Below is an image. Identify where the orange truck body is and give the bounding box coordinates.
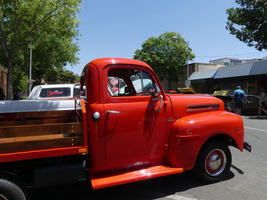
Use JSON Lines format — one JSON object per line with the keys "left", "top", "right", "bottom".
{"left": 0, "top": 58, "right": 250, "bottom": 199}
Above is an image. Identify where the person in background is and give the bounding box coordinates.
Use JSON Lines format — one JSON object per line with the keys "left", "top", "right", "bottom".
{"left": 258, "top": 91, "right": 267, "bottom": 117}
{"left": 233, "top": 85, "right": 246, "bottom": 115}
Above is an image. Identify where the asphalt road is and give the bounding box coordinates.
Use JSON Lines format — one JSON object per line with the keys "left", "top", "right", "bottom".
{"left": 31, "top": 116, "right": 267, "bottom": 200}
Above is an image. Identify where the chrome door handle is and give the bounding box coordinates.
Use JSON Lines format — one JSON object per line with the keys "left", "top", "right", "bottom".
{"left": 107, "top": 110, "right": 121, "bottom": 114}
{"left": 152, "top": 97, "right": 160, "bottom": 101}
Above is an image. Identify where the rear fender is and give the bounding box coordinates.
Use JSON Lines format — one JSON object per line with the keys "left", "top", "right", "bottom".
{"left": 168, "top": 111, "right": 244, "bottom": 170}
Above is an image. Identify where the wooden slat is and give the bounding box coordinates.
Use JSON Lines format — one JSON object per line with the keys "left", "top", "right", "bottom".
{"left": 0, "top": 136, "right": 82, "bottom": 154}
{"left": 0, "top": 122, "right": 82, "bottom": 138}
{"left": 0, "top": 134, "right": 64, "bottom": 144}
{"left": 0, "top": 110, "right": 80, "bottom": 126}
{"left": 14, "top": 110, "right": 76, "bottom": 120}
{"left": 1, "top": 118, "right": 74, "bottom": 126}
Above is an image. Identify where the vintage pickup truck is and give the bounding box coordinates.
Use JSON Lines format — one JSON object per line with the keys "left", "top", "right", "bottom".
{"left": 0, "top": 58, "right": 251, "bottom": 200}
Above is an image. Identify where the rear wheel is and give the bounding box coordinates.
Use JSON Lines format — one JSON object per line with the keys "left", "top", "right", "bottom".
{"left": 0, "top": 179, "right": 26, "bottom": 200}
{"left": 194, "top": 142, "right": 232, "bottom": 182}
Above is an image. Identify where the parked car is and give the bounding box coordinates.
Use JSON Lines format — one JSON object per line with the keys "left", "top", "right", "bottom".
{"left": 258, "top": 91, "right": 267, "bottom": 116}
{"left": 177, "top": 87, "right": 196, "bottom": 94}
{"left": 243, "top": 95, "right": 260, "bottom": 114}
{"left": 214, "top": 93, "right": 260, "bottom": 115}
{"left": 27, "top": 83, "right": 84, "bottom": 100}
{"left": 212, "top": 91, "right": 232, "bottom": 111}
{"left": 213, "top": 90, "right": 230, "bottom": 96}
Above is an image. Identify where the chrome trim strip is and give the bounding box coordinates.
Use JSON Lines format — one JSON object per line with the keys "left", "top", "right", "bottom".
{"left": 187, "top": 104, "right": 219, "bottom": 112}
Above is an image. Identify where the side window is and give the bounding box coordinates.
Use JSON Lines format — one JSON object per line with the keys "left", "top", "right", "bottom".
{"left": 129, "top": 71, "right": 158, "bottom": 95}
{"left": 73, "top": 87, "right": 80, "bottom": 97}
{"left": 73, "top": 84, "right": 87, "bottom": 98}
{"left": 80, "top": 87, "right": 87, "bottom": 98}
{"left": 108, "top": 68, "right": 160, "bottom": 97}
{"left": 80, "top": 70, "right": 87, "bottom": 98}
{"left": 140, "top": 71, "right": 159, "bottom": 95}
{"left": 248, "top": 96, "right": 258, "bottom": 103}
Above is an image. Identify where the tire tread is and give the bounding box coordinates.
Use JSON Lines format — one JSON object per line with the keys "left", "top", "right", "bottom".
{"left": 0, "top": 179, "right": 26, "bottom": 200}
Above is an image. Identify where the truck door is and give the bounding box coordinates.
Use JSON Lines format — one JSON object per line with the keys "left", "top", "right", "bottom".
{"left": 102, "top": 66, "right": 170, "bottom": 171}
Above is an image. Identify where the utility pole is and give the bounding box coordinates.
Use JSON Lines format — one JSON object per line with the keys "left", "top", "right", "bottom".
{"left": 28, "top": 42, "right": 33, "bottom": 95}
{"left": 186, "top": 41, "right": 189, "bottom": 80}
{"left": 185, "top": 41, "right": 191, "bottom": 88}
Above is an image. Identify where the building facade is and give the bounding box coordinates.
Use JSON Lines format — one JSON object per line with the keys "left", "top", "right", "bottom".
{"left": 158, "top": 58, "right": 266, "bottom": 95}
{"left": 160, "top": 62, "right": 221, "bottom": 91}
{"left": 189, "top": 59, "right": 267, "bottom": 95}
{"left": 209, "top": 58, "right": 242, "bottom": 67}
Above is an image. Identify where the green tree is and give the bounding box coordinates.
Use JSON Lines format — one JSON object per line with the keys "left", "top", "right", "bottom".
{"left": 18, "top": 73, "right": 28, "bottom": 98}
{"left": 134, "top": 32, "right": 195, "bottom": 90}
{"left": 43, "top": 67, "right": 79, "bottom": 84}
{"left": 0, "top": 0, "right": 81, "bottom": 99}
{"left": 226, "top": 0, "right": 267, "bottom": 51}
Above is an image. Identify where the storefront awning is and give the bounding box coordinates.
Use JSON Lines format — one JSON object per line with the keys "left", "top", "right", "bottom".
{"left": 214, "top": 62, "right": 254, "bottom": 79}
{"left": 189, "top": 69, "right": 217, "bottom": 81}
{"left": 250, "top": 60, "right": 267, "bottom": 75}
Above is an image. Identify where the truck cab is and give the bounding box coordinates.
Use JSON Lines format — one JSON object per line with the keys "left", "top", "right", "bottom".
{"left": 80, "top": 58, "right": 250, "bottom": 189}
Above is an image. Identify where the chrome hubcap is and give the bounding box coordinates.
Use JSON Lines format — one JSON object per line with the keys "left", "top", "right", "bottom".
{"left": 209, "top": 154, "right": 221, "bottom": 170}
{"left": 205, "top": 149, "right": 226, "bottom": 176}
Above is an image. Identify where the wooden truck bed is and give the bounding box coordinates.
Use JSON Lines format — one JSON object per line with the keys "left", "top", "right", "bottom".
{"left": 0, "top": 100, "right": 88, "bottom": 163}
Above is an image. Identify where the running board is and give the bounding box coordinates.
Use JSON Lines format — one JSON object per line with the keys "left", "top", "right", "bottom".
{"left": 91, "top": 165, "right": 183, "bottom": 189}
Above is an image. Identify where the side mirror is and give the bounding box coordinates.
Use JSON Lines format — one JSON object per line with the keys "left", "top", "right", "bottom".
{"left": 154, "top": 94, "right": 163, "bottom": 112}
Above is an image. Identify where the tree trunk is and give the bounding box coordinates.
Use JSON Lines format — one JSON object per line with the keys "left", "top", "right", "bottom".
{"left": 7, "top": 60, "right": 14, "bottom": 100}
{"left": 168, "top": 72, "right": 172, "bottom": 91}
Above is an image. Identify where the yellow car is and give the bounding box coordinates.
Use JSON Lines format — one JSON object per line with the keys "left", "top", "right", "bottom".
{"left": 213, "top": 90, "right": 230, "bottom": 96}
{"left": 177, "top": 88, "right": 196, "bottom": 94}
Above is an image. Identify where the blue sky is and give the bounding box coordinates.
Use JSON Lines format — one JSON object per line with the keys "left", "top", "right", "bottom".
{"left": 67, "top": 0, "right": 267, "bottom": 75}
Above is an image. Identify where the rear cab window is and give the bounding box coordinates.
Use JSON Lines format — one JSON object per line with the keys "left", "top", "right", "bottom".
{"left": 39, "top": 88, "right": 71, "bottom": 98}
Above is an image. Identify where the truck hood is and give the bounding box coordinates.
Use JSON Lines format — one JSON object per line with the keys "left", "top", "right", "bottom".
{"left": 167, "top": 94, "right": 224, "bottom": 119}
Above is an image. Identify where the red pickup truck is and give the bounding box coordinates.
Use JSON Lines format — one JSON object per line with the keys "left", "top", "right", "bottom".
{"left": 0, "top": 58, "right": 251, "bottom": 200}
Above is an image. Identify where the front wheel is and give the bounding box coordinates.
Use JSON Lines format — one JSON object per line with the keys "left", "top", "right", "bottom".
{"left": 0, "top": 179, "right": 26, "bottom": 200}
{"left": 194, "top": 142, "right": 232, "bottom": 183}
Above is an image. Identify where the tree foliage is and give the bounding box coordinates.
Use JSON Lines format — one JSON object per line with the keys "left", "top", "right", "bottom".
{"left": 18, "top": 73, "right": 28, "bottom": 97}
{"left": 134, "top": 32, "right": 195, "bottom": 89}
{"left": 43, "top": 67, "right": 79, "bottom": 84}
{"left": 226, "top": 0, "right": 267, "bottom": 51}
{"left": 0, "top": 0, "right": 81, "bottom": 99}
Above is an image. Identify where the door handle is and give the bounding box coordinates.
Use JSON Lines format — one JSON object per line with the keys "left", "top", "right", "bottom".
{"left": 152, "top": 97, "right": 160, "bottom": 101}
{"left": 107, "top": 110, "right": 121, "bottom": 114}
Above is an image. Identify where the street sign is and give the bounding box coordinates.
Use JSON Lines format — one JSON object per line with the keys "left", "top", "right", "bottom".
{"left": 27, "top": 79, "right": 35, "bottom": 83}
{"left": 185, "top": 80, "right": 191, "bottom": 86}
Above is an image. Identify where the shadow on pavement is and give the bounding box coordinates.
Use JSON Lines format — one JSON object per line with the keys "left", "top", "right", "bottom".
{"left": 231, "top": 165, "right": 244, "bottom": 174}
{"left": 246, "top": 116, "right": 267, "bottom": 120}
{"left": 31, "top": 171, "right": 235, "bottom": 200}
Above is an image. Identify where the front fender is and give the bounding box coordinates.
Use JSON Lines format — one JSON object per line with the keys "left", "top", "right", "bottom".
{"left": 168, "top": 111, "right": 244, "bottom": 170}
